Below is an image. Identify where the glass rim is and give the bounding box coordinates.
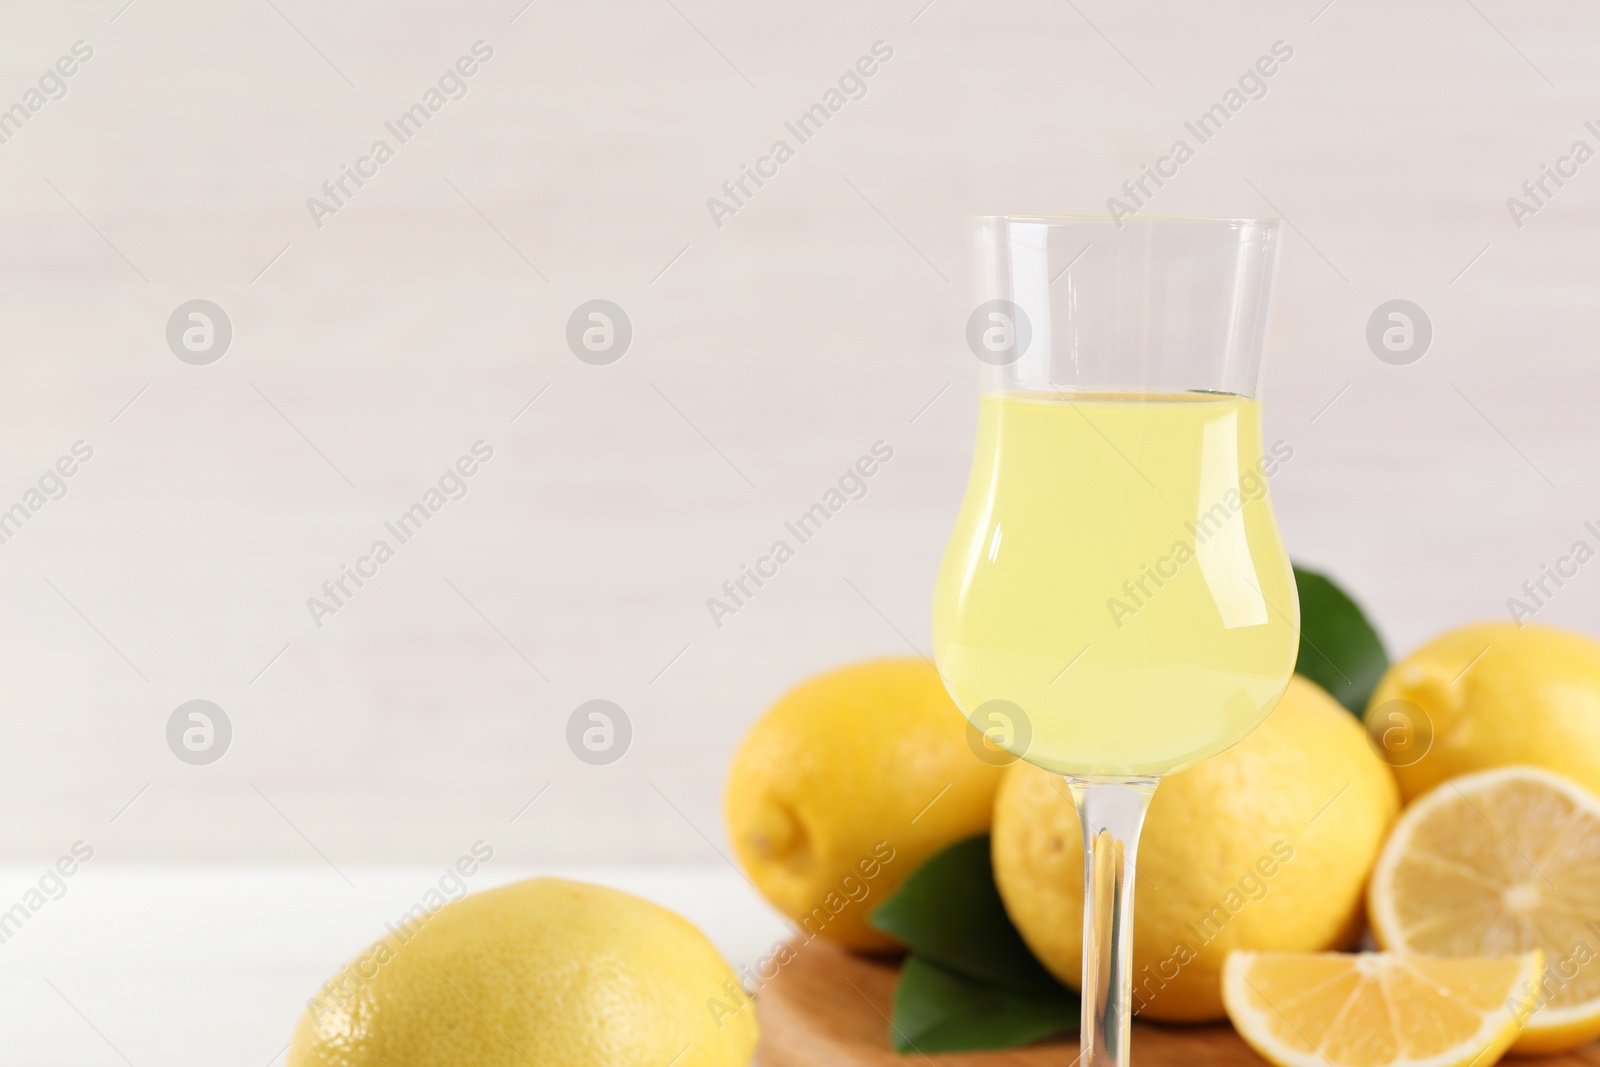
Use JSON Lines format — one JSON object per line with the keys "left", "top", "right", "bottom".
{"left": 970, "top": 214, "right": 1281, "bottom": 224}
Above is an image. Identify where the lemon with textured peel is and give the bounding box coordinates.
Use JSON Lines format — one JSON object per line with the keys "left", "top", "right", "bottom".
{"left": 1368, "top": 766, "right": 1600, "bottom": 1055}
{"left": 288, "top": 878, "right": 757, "bottom": 1067}
{"left": 1224, "top": 950, "right": 1542, "bottom": 1067}
{"left": 725, "top": 658, "right": 1003, "bottom": 950}
{"left": 1365, "top": 621, "right": 1600, "bottom": 802}
{"left": 992, "top": 675, "right": 1398, "bottom": 1020}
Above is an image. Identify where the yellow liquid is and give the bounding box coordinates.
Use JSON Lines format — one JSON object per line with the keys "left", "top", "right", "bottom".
{"left": 932, "top": 392, "right": 1298, "bottom": 777}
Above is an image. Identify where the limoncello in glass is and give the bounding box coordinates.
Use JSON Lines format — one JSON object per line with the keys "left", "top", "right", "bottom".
{"left": 936, "top": 217, "right": 1296, "bottom": 1067}
{"left": 932, "top": 390, "right": 1298, "bottom": 777}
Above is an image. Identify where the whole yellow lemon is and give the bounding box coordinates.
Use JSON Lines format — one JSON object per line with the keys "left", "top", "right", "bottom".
{"left": 288, "top": 878, "right": 757, "bottom": 1067}
{"left": 725, "top": 658, "right": 1004, "bottom": 951}
{"left": 1365, "top": 621, "right": 1600, "bottom": 802}
{"left": 992, "top": 675, "right": 1399, "bottom": 1021}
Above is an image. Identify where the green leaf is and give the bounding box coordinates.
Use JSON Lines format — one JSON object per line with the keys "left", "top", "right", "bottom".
{"left": 869, "top": 834, "right": 1062, "bottom": 996}
{"left": 872, "top": 835, "right": 1077, "bottom": 1053}
{"left": 1293, "top": 564, "right": 1388, "bottom": 715}
{"left": 890, "top": 954, "right": 1077, "bottom": 1054}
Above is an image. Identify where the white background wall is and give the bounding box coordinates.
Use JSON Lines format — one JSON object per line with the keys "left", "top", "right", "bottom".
{"left": 1, "top": 0, "right": 1597, "bottom": 867}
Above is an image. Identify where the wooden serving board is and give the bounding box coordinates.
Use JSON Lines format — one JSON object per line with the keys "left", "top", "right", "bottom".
{"left": 755, "top": 937, "right": 1600, "bottom": 1066}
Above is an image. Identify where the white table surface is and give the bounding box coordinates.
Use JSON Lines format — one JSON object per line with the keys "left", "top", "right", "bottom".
{"left": 0, "top": 864, "right": 791, "bottom": 1065}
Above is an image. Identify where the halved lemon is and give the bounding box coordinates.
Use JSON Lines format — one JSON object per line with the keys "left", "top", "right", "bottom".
{"left": 1223, "top": 951, "right": 1542, "bottom": 1067}
{"left": 1368, "top": 766, "right": 1600, "bottom": 1054}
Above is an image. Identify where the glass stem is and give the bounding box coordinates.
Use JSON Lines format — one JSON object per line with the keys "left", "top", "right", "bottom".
{"left": 1065, "top": 776, "right": 1158, "bottom": 1067}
